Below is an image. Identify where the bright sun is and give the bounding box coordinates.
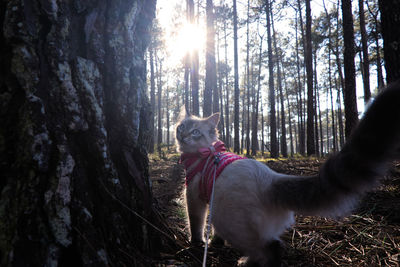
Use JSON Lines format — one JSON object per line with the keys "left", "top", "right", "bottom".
{"left": 172, "top": 23, "right": 205, "bottom": 59}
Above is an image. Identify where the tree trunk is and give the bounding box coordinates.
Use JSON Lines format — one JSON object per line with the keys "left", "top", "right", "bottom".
{"left": 266, "top": 0, "right": 278, "bottom": 158}
{"left": 297, "top": 0, "right": 307, "bottom": 155}
{"left": 375, "top": 33, "right": 385, "bottom": 91}
{"left": 184, "top": 1, "right": 192, "bottom": 112}
{"left": 336, "top": 85, "right": 345, "bottom": 148}
{"left": 245, "top": 0, "right": 251, "bottom": 156}
{"left": 335, "top": 0, "right": 345, "bottom": 104}
{"left": 224, "top": 19, "right": 230, "bottom": 148}
{"left": 316, "top": 81, "right": 324, "bottom": 155}
{"left": 252, "top": 26, "right": 264, "bottom": 156}
{"left": 322, "top": 0, "right": 332, "bottom": 154}
{"left": 330, "top": 83, "right": 337, "bottom": 152}
{"left": 157, "top": 57, "right": 163, "bottom": 156}
{"left": 241, "top": 91, "right": 245, "bottom": 154}
{"left": 184, "top": 56, "right": 190, "bottom": 109}
{"left": 281, "top": 62, "right": 294, "bottom": 157}
{"left": 272, "top": 13, "right": 287, "bottom": 158}
{"left": 305, "top": 0, "right": 315, "bottom": 156}
{"left": 379, "top": 0, "right": 400, "bottom": 83}
{"left": 313, "top": 50, "right": 320, "bottom": 157}
{"left": 359, "top": 0, "right": 371, "bottom": 103}
{"left": 341, "top": 0, "right": 359, "bottom": 137}
{"left": 166, "top": 87, "right": 170, "bottom": 150}
{"left": 205, "top": 0, "right": 217, "bottom": 117}
{"left": 366, "top": 1, "right": 385, "bottom": 91}
{"left": 149, "top": 47, "right": 156, "bottom": 153}
{"left": 191, "top": 51, "right": 200, "bottom": 115}
{"left": 294, "top": 7, "right": 306, "bottom": 155}
{"left": 261, "top": 97, "right": 265, "bottom": 156}
{"left": 217, "top": 31, "right": 225, "bottom": 140}
{"left": 326, "top": 91, "right": 330, "bottom": 152}
{"left": 187, "top": 0, "right": 199, "bottom": 116}
{"left": 0, "top": 1, "right": 167, "bottom": 266}
{"left": 233, "top": 0, "right": 240, "bottom": 153}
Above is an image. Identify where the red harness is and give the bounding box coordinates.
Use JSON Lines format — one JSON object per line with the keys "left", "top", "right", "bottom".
{"left": 180, "top": 141, "right": 245, "bottom": 203}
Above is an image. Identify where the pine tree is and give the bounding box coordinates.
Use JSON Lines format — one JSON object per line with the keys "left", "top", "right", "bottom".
{"left": 341, "top": 0, "right": 359, "bottom": 137}
{"left": 233, "top": 0, "right": 240, "bottom": 153}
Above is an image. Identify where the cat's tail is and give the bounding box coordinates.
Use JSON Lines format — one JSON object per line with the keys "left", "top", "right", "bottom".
{"left": 266, "top": 81, "right": 400, "bottom": 217}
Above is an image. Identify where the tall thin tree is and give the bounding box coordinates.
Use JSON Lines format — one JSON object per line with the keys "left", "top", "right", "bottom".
{"left": 342, "top": 0, "right": 359, "bottom": 137}
{"left": 294, "top": 4, "right": 306, "bottom": 155}
{"left": 359, "top": 0, "right": 371, "bottom": 103}
{"left": 366, "top": 1, "right": 385, "bottom": 90}
{"left": 224, "top": 13, "right": 231, "bottom": 148}
{"left": 157, "top": 55, "right": 163, "bottom": 156}
{"left": 266, "top": 0, "right": 278, "bottom": 158}
{"left": 189, "top": 0, "right": 200, "bottom": 115}
{"left": 205, "top": 0, "right": 217, "bottom": 116}
{"left": 305, "top": 0, "right": 315, "bottom": 156}
{"left": 149, "top": 47, "right": 156, "bottom": 153}
{"left": 271, "top": 10, "right": 287, "bottom": 158}
{"left": 233, "top": 0, "right": 240, "bottom": 153}
{"left": 245, "top": 0, "right": 251, "bottom": 155}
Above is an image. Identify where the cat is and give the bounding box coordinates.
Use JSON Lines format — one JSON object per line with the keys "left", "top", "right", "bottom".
{"left": 175, "top": 82, "right": 400, "bottom": 267}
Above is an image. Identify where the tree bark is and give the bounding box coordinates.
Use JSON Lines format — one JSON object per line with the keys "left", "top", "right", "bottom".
{"left": 233, "top": 0, "right": 240, "bottom": 153}
{"left": 205, "top": 0, "right": 217, "bottom": 117}
{"left": 266, "top": 0, "right": 278, "bottom": 158}
{"left": 379, "top": 0, "right": 400, "bottom": 83}
{"left": 271, "top": 13, "right": 287, "bottom": 158}
{"left": 191, "top": 51, "right": 200, "bottom": 115}
{"left": 245, "top": 0, "right": 251, "bottom": 156}
{"left": 252, "top": 25, "right": 264, "bottom": 156}
{"left": 366, "top": 3, "right": 384, "bottom": 91}
{"left": 323, "top": 0, "right": 334, "bottom": 153}
{"left": 184, "top": 55, "right": 190, "bottom": 109}
{"left": 305, "top": 0, "right": 315, "bottom": 156}
{"left": 294, "top": 6, "right": 306, "bottom": 155}
{"left": 336, "top": 84, "right": 345, "bottom": 148}
{"left": 341, "top": 0, "right": 359, "bottom": 137}
{"left": 149, "top": 47, "right": 156, "bottom": 153}
{"left": 166, "top": 86, "right": 170, "bottom": 150}
{"left": 157, "top": 56, "right": 163, "bottom": 156}
{"left": 313, "top": 49, "right": 320, "bottom": 156}
{"left": 0, "top": 1, "right": 167, "bottom": 266}
{"left": 186, "top": 0, "right": 199, "bottom": 116}
{"left": 224, "top": 19, "right": 230, "bottom": 148}
{"left": 216, "top": 30, "right": 225, "bottom": 140}
{"left": 359, "top": 0, "right": 371, "bottom": 103}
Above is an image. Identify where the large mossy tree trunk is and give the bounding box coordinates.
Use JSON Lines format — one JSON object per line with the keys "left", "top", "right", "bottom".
{"left": 0, "top": 0, "right": 164, "bottom": 266}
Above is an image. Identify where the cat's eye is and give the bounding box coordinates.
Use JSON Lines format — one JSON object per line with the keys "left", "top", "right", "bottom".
{"left": 191, "top": 129, "right": 201, "bottom": 136}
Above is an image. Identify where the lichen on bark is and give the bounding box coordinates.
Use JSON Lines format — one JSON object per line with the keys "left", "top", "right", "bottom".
{"left": 0, "top": 0, "right": 161, "bottom": 266}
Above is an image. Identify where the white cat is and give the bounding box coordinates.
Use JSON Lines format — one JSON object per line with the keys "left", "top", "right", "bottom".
{"left": 176, "top": 83, "right": 400, "bottom": 267}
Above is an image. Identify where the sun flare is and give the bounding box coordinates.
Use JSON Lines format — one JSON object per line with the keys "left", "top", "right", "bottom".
{"left": 172, "top": 23, "right": 205, "bottom": 59}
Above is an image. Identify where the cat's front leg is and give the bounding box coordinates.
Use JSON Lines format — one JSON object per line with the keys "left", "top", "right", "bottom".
{"left": 185, "top": 174, "right": 208, "bottom": 245}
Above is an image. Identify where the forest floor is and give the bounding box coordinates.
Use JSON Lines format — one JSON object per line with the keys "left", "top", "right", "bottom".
{"left": 149, "top": 151, "right": 400, "bottom": 267}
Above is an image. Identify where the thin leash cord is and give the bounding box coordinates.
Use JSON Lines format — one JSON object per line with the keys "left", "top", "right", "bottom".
{"left": 202, "top": 161, "right": 218, "bottom": 267}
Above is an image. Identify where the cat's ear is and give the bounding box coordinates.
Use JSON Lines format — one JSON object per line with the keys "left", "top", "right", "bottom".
{"left": 178, "top": 106, "right": 190, "bottom": 121}
{"left": 206, "top": 112, "right": 220, "bottom": 127}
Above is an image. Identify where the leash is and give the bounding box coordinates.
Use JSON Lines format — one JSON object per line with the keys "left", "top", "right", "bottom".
{"left": 202, "top": 152, "right": 221, "bottom": 267}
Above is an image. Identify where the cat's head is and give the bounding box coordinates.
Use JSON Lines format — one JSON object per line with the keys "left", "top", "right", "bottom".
{"left": 175, "top": 107, "right": 220, "bottom": 153}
